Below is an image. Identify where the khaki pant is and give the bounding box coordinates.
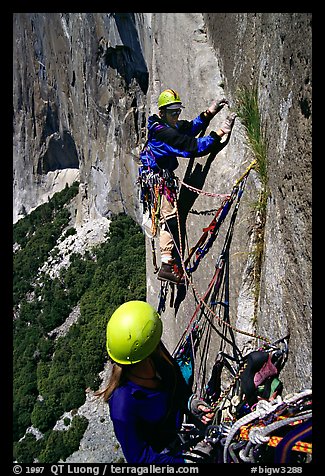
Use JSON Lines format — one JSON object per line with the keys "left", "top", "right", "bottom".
{"left": 159, "top": 194, "right": 177, "bottom": 262}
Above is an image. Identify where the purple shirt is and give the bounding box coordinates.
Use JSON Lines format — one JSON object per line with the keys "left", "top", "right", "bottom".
{"left": 108, "top": 380, "right": 187, "bottom": 463}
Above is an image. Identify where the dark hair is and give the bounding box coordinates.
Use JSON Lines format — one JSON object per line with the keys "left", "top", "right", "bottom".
{"left": 94, "top": 363, "right": 126, "bottom": 401}
{"left": 95, "top": 342, "right": 176, "bottom": 402}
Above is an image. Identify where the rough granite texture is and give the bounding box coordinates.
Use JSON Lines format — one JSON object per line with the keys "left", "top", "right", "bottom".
{"left": 13, "top": 13, "right": 312, "bottom": 463}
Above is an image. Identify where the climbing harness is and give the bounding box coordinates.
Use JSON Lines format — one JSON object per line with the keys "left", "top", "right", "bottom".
{"left": 137, "top": 167, "right": 178, "bottom": 239}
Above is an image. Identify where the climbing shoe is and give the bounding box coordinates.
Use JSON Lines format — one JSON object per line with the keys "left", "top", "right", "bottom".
{"left": 157, "top": 262, "right": 184, "bottom": 285}
{"left": 220, "top": 112, "right": 237, "bottom": 134}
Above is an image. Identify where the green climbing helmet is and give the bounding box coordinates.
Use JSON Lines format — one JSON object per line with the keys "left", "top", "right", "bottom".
{"left": 158, "top": 88, "right": 183, "bottom": 109}
{"left": 106, "top": 300, "right": 163, "bottom": 365}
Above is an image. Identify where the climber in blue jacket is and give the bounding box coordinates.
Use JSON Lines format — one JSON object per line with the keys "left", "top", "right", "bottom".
{"left": 96, "top": 300, "right": 216, "bottom": 464}
{"left": 140, "top": 88, "right": 237, "bottom": 284}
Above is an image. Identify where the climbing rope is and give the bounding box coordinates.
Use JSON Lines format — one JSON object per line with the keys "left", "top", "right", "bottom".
{"left": 151, "top": 184, "right": 161, "bottom": 237}
{"left": 170, "top": 159, "right": 307, "bottom": 464}
{"left": 222, "top": 389, "right": 312, "bottom": 463}
{"left": 174, "top": 167, "right": 271, "bottom": 346}
{"left": 178, "top": 178, "right": 230, "bottom": 199}
{"left": 180, "top": 159, "right": 257, "bottom": 276}
{"left": 171, "top": 160, "right": 280, "bottom": 444}
{"left": 234, "top": 159, "right": 257, "bottom": 187}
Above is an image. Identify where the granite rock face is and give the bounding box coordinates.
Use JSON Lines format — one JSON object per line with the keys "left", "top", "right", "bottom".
{"left": 13, "top": 13, "right": 150, "bottom": 225}
{"left": 203, "top": 13, "right": 312, "bottom": 391}
{"left": 13, "top": 12, "right": 312, "bottom": 462}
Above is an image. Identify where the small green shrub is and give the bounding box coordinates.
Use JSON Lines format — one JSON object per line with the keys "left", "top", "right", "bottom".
{"left": 235, "top": 85, "right": 269, "bottom": 321}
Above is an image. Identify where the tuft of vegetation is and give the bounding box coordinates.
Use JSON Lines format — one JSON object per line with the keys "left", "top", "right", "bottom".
{"left": 13, "top": 183, "right": 146, "bottom": 462}
{"left": 235, "top": 85, "right": 269, "bottom": 321}
{"left": 235, "top": 85, "right": 268, "bottom": 190}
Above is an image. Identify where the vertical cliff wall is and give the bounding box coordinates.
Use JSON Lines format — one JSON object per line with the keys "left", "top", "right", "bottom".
{"left": 13, "top": 13, "right": 150, "bottom": 225}
{"left": 203, "top": 13, "right": 312, "bottom": 391}
{"left": 145, "top": 13, "right": 312, "bottom": 394}
{"left": 13, "top": 12, "right": 312, "bottom": 461}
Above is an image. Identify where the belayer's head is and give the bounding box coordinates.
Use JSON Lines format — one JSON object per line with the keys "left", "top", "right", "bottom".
{"left": 158, "top": 88, "right": 184, "bottom": 127}
{"left": 106, "top": 300, "right": 163, "bottom": 365}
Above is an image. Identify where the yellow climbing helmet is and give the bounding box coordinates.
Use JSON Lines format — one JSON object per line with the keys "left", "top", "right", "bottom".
{"left": 106, "top": 300, "right": 163, "bottom": 365}
{"left": 158, "top": 89, "right": 183, "bottom": 109}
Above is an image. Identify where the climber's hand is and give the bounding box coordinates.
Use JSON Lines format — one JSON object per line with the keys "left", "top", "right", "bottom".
{"left": 184, "top": 439, "right": 214, "bottom": 463}
{"left": 188, "top": 394, "right": 214, "bottom": 424}
{"left": 207, "top": 98, "right": 229, "bottom": 117}
{"left": 219, "top": 112, "right": 237, "bottom": 134}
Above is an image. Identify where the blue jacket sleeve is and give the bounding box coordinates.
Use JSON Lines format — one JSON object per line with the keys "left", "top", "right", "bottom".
{"left": 153, "top": 122, "right": 222, "bottom": 158}
{"left": 177, "top": 113, "right": 209, "bottom": 137}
